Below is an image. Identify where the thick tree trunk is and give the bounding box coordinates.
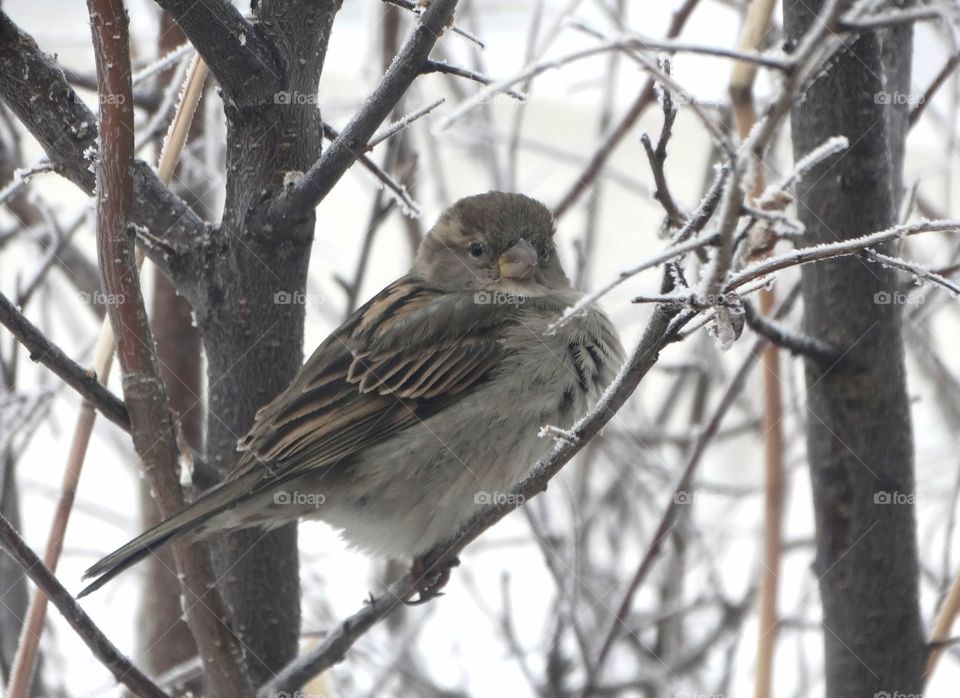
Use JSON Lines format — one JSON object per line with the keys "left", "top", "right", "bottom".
{"left": 784, "top": 1, "right": 924, "bottom": 693}
{"left": 190, "top": 3, "right": 338, "bottom": 685}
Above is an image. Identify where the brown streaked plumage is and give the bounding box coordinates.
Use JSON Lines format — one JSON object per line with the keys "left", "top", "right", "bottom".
{"left": 80, "top": 192, "right": 623, "bottom": 597}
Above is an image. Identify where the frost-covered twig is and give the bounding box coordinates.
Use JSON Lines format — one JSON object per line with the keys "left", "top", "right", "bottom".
{"left": 767, "top": 135, "right": 848, "bottom": 197}
{"left": 642, "top": 62, "right": 685, "bottom": 228}
{"left": 837, "top": 4, "right": 951, "bottom": 31}
{"left": 547, "top": 233, "right": 719, "bottom": 334}
{"left": 0, "top": 159, "right": 55, "bottom": 207}
{"left": 567, "top": 19, "right": 790, "bottom": 71}
{"left": 131, "top": 41, "right": 193, "bottom": 85}
{"left": 864, "top": 249, "right": 960, "bottom": 297}
{"left": 724, "top": 221, "right": 960, "bottom": 293}
{"left": 321, "top": 121, "right": 421, "bottom": 217}
{"left": 367, "top": 97, "right": 447, "bottom": 150}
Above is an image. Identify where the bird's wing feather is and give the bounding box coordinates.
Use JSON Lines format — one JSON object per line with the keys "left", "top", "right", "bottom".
{"left": 233, "top": 277, "right": 504, "bottom": 482}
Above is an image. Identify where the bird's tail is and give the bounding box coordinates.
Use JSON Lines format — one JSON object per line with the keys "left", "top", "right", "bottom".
{"left": 78, "top": 478, "right": 251, "bottom": 597}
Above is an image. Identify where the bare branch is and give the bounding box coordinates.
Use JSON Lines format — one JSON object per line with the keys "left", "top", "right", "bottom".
{"left": 0, "top": 11, "right": 203, "bottom": 278}
{"left": 421, "top": 60, "right": 525, "bottom": 100}
{"left": 152, "top": 0, "right": 282, "bottom": 103}
{"left": 0, "top": 293, "right": 130, "bottom": 430}
{"left": 273, "top": 0, "right": 459, "bottom": 223}
{"left": 0, "top": 514, "right": 167, "bottom": 698}
{"left": 321, "top": 121, "right": 421, "bottom": 216}
{"left": 85, "top": 4, "right": 251, "bottom": 694}
{"left": 381, "top": 0, "right": 484, "bottom": 48}
{"left": 724, "top": 221, "right": 960, "bottom": 293}
{"left": 368, "top": 97, "right": 447, "bottom": 150}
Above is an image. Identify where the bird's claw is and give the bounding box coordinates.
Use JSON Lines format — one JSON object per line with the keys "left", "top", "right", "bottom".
{"left": 403, "top": 555, "right": 459, "bottom": 606}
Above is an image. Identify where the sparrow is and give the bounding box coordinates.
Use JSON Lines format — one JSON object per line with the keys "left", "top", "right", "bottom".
{"left": 80, "top": 191, "right": 624, "bottom": 598}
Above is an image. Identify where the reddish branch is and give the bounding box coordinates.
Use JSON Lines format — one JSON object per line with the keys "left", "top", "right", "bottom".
{"left": 86, "top": 0, "right": 250, "bottom": 694}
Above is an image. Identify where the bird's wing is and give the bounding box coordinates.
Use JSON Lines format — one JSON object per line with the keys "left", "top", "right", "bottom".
{"left": 233, "top": 277, "right": 504, "bottom": 483}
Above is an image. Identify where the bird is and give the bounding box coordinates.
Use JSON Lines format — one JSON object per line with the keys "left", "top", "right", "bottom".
{"left": 79, "top": 191, "right": 624, "bottom": 599}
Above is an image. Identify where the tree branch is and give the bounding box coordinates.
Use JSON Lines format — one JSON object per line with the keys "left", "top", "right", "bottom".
{"left": 0, "top": 10, "right": 202, "bottom": 279}
{"left": 271, "top": 0, "right": 458, "bottom": 223}
{"left": 152, "top": 0, "right": 282, "bottom": 104}
{"left": 86, "top": 2, "right": 251, "bottom": 694}
{"left": 0, "top": 292, "right": 130, "bottom": 431}
{"left": 0, "top": 514, "right": 167, "bottom": 698}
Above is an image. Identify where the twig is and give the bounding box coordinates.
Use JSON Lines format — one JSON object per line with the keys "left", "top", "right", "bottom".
{"left": 742, "top": 299, "right": 838, "bottom": 363}
{"left": 0, "top": 160, "right": 56, "bottom": 207}
{"left": 724, "top": 220, "right": 960, "bottom": 293}
{"left": 864, "top": 249, "right": 960, "bottom": 297}
{"left": 276, "top": 0, "right": 458, "bottom": 222}
{"left": 320, "top": 121, "right": 421, "bottom": 216}
{"left": 367, "top": 97, "right": 447, "bottom": 149}
{"left": 641, "top": 64, "right": 685, "bottom": 228}
{"left": 260, "top": 303, "right": 685, "bottom": 697}
{"left": 836, "top": 5, "right": 950, "bottom": 31}
{"left": 0, "top": 292, "right": 129, "bottom": 430}
{"left": 547, "top": 233, "right": 720, "bottom": 334}
{"left": 551, "top": 0, "right": 701, "bottom": 218}
{"left": 381, "top": 0, "right": 484, "bottom": 48}
{"left": 910, "top": 51, "right": 960, "bottom": 126}
{"left": 581, "top": 285, "right": 801, "bottom": 696}
{"left": 617, "top": 29, "right": 790, "bottom": 71}
{"left": 421, "top": 60, "right": 525, "bottom": 100}
{"left": 0, "top": 514, "right": 167, "bottom": 698}
{"left": 131, "top": 41, "right": 193, "bottom": 85}
{"left": 85, "top": 19, "right": 250, "bottom": 694}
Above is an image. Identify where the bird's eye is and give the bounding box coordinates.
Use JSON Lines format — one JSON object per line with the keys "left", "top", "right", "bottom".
{"left": 468, "top": 241, "right": 485, "bottom": 258}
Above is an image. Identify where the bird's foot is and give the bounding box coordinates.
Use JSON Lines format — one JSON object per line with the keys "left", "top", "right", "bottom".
{"left": 403, "top": 555, "right": 460, "bottom": 605}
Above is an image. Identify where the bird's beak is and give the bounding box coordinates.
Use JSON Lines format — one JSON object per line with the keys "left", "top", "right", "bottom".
{"left": 498, "top": 238, "right": 538, "bottom": 280}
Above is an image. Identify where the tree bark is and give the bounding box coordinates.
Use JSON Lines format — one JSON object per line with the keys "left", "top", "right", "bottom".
{"left": 784, "top": 0, "right": 924, "bottom": 693}
{"left": 192, "top": 2, "right": 338, "bottom": 684}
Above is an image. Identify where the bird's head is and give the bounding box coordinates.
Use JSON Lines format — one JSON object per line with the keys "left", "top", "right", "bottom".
{"left": 414, "top": 191, "right": 570, "bottom": 297}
